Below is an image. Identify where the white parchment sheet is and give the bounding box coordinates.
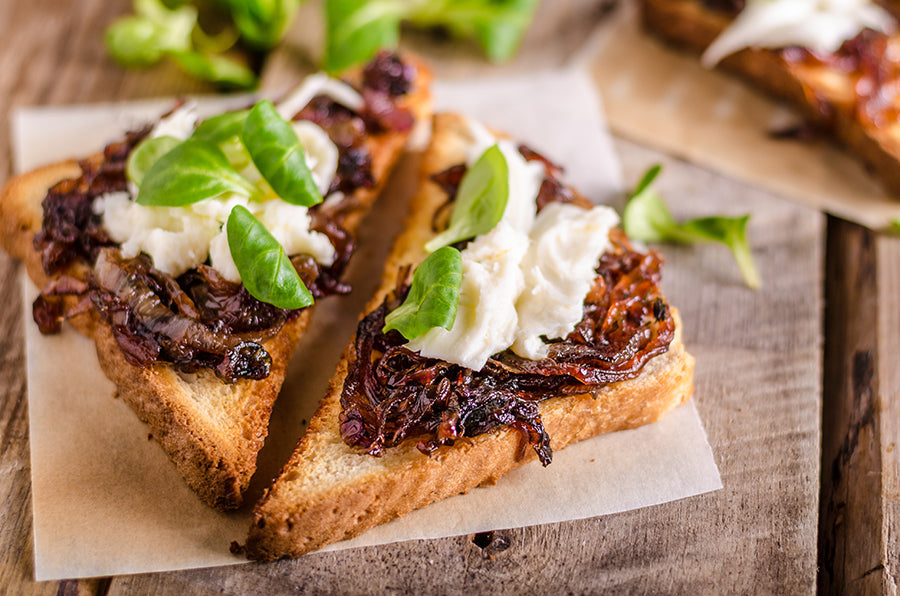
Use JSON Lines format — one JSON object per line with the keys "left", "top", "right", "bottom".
{"left": 15, "top": 68, "right": 721, "bottom": 581}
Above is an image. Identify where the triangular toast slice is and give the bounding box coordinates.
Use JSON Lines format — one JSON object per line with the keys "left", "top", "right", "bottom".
{"left": 640, "top": 0, "right": 900, "bottom": 197}
{"left": 0, "top": 54, "right": 432, "bottom": 510}
{"left": 244, "top": 113, "right": 695, "bottom": 560}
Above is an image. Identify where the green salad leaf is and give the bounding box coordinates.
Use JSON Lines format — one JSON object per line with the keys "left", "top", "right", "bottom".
{"left": 623, "top": 164, "right": 761, "bottom": 289}
{"left": 213, "top": 0, "right": 303, "bottom": 49}
{"left": 410, "top": 0, "right": 541, "bottom": 62}
{"left": 324, "top": 0, "right": 404, "bottom": 73}
{"left": 241, "top": 99, "right": 322, "bottom": 207}
{"left": 126, "top": 135, "right": 181, "bottom": 186}
{"left": 424, "top": 144, "right": 509, "bottom": 252}
{"left": 105, "top": 0, "right": 196, "bottom": 67}
{"left": 136, "top": 139, "right": 260, "bottom": 206}
{"left": 192, "top": 109, "right": 250, "bottom": 145}
{"left": 323, "top": 0, "right": 540, "bottom": 73}
{"left": 226, "top": 205, "right": 313, "bottom": 309}
{"left": 383, "top": 246, "right": 463, "bottom": 340}
{"left": 168, "top": 50, "right": 257, "bottom": 89}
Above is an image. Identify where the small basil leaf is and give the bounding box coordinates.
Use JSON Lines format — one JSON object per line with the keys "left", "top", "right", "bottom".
{"left": 324, "top": 0, "right": 404, "bottom": 73}
{"left": 623, "top": 164, "right": 760, "bottom": 289}
{"left": 192, "top": 110, "right": 250, "bottom": 145}
{"left": 681, "top": 215, "right": 760, "bottom": 289}
{"left": 168, "top": 50, "right": 258, "bottom": 90}
{"left": 622, "top": 175, "right": 683, "bottom": 245}
{"left": 226, "top": 205, "right": 313, "bottom": 309}
{"left": 241, "top": 99, "right": 322, "bottom": 206}
{"left": 136, "top": 139, "right": 259, "bottom": 206}
{"left": 383, "top": 246, "right": 463, "bottom": 340}
{"left": 126, "top": 135, "right": 181, "bottom": 186}
{"left": 424, "top": 144, "right": 509, "bottom": 252}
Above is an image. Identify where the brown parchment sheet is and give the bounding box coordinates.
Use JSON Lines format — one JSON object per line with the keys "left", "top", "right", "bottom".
{"left": 589, "top": 2, "right": 900, "bottom": 230}
{"left": 16, "top": 68, "right": 721, "bottom": 581}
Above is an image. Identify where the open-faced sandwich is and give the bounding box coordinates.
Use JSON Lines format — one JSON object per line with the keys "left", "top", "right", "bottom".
{"left": 640, "top": 0, "right": 900, "bottom": 196}
{"left": 0, "top": 51, "right": 431, "bottom": 510}
{"left": 244, "top": 112, "right": 695, "bottom": 560}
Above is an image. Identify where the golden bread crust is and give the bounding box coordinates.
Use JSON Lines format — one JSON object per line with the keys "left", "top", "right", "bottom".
{"left": 0, "top": 58, "right": 432, "bottom": 510}
{"left": 244, "top": 113, "right": 695, "bottom": 560}
{"left": 640, "top": 0, "right": 900, "bottom": 197}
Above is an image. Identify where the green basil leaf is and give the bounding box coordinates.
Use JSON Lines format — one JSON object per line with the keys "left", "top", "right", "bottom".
{"left": 383, "top": 246, "right": 463, "bottom": 340}
{"left": 168, "top": 50, "right": 258, "bottom": 89}
{"left": 226, "top": 205, "right": 313, "bottom": 309}
{"left": 623, "top": 165, "right": 761, "bottom": 289}
{"left": 424, "top": 144, "right": 509, "bottom": 252}
{"left": 136, "top": 139, "right": 259, "bottom": 206}
{"left": 126, "top": 135, "right": 181, "bottom": 187}
{"left": 192, "top": 109, "right": 250, "bottom": 145}
{"left": 324, "top": 0, "right": 404, "bottom": 73}
{"left": 241, "top": 99, "right": 322, "bottom": 206}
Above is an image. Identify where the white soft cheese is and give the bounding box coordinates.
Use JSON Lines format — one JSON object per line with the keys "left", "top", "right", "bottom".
{"left": 149, "top": 101, "right": 198, "bottom": 140}
{"left": 406, "top": 222, "right": 528, "bottom": 371}
{"left": 702, "top": 0, "right": 894, "bottom": 67}
{"left": 405, "top": 120, "right": 615, "bottom": 370}
{"left": 96, "top": 77, "right": 344, "bottom": 281}
{"left": 96, "top": 193, "right": 335, "bottom": 281}
{"left": 276, "top": 73, "right": 365, "bottom": 120}
{"left": 512, "top": 202, "right": 619, "bottom": 360}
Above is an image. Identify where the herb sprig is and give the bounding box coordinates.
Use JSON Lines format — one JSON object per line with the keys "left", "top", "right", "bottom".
{"left": 623, "top": 165, "right": 761, "bottom": 289}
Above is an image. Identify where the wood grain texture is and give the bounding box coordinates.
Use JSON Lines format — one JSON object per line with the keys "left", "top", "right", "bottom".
{"left": 821, "top": 220, "right": 900, "bottom": 594}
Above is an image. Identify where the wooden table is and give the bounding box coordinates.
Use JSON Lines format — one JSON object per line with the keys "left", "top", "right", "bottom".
{"left": 0, "top": 0, "right": 896, "bottom": 593}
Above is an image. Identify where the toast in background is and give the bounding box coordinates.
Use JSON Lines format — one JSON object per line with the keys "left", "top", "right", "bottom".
{"left": 640, "top": 0, "right": 900, "bottom": 197}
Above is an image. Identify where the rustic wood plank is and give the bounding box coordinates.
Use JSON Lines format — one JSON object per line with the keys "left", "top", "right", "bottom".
{"left": 878, "top": 234, "right": 900, "bottom": 593}
{"left": 822, "top": 220, "right": 900, "bottom": 594}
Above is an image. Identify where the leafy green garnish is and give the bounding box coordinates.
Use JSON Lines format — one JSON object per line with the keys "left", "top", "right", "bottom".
{"left": 323, "top": 0, "right": 541, "bottom": 73}
{"left": 105, "top": 0, "right": 196, "bottom": 67}
{"left": 168, "top": 50, "right": 257, "bottom": 89}
{"left": 241, "top": 99, "right": 322, "bottom": 207}
{"left": 324, "top": 0, "right": 404, "bottom": 74}
{"left": 226, "top": 205, "right": 313, "bottom": 309}
{"left": 136, "top": 139, "right": 260, "bottom": 207}
{"left": 213, "top": 0, "right": 303, "bottom": 49}
{"left": 126, "top": 135, "right": 180, "bottom": 187}
{"left": 192, "top": 110, "right": 250, "bottom": 145}
{"left": 409, "top": 0, "right": 541, "bottom": 62}
{"left": 383, "top": 246, "right": 463, "bottom": 340}
{"left": 104, "top": 0, "right": 264, "bottom": 89}
{"left": 623, "top": 165, "right": 761, "bottom": 289}
{"left": 424, "top": 144, "right": 509, "bottom": 252}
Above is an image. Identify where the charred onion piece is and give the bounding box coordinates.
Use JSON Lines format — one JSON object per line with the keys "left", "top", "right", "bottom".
{"left": 91, "top": 249, "right": 273, "bottom": 382}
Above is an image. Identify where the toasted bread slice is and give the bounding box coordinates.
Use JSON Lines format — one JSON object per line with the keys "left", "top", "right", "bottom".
{"left": 640, "top": 0, "right": 900, "bottom": 197}
{"left": 244, "top": 113, "right": 695, "bottom": 560}
{"left": 0, "top": 58, "right": 432, "bottom": 510}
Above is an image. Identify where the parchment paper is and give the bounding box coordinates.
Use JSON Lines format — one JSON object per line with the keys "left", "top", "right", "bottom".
{"left": 589, "top": 2, "right": 900, "bottom": 231}
{"left": 16, "top": 68, "right": 721, "bottom": 581}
